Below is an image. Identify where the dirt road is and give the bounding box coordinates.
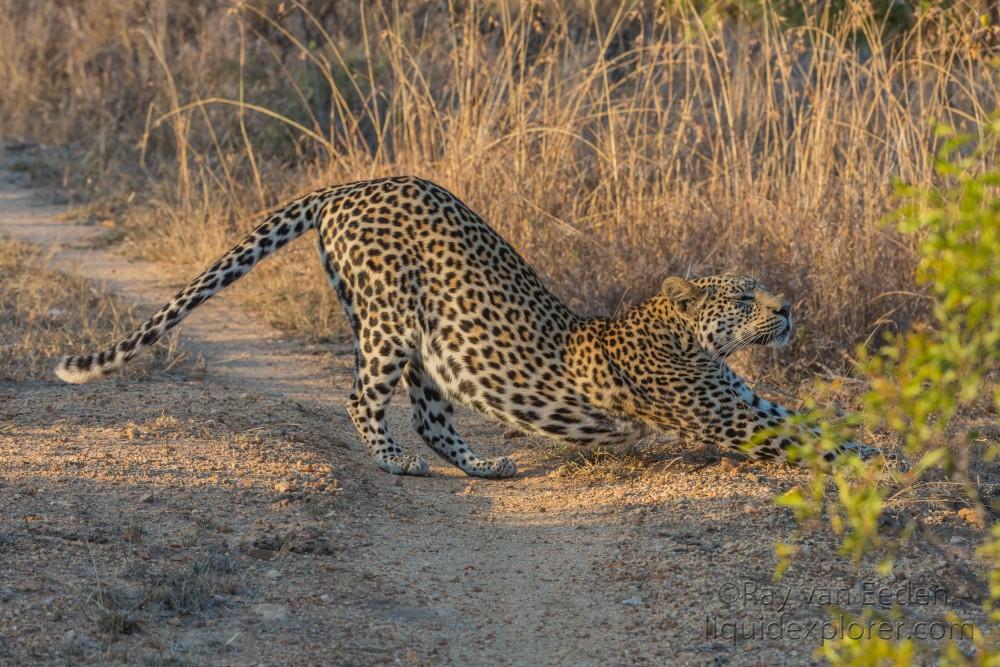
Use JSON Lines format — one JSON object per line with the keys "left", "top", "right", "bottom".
{"left": 0, "top": 168, "right": 985, "bottom": 666}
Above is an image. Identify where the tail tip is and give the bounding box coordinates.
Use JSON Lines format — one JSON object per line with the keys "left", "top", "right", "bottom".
{"left": 55, "top": 356, "right": 98, "bottom": 384}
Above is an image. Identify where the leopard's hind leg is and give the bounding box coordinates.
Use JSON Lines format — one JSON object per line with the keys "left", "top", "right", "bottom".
{"left": 319, "top": 243, "right": 428, "bottom": 476}
{"left": 405, "top": 357, "right": 517, "bottom": 479}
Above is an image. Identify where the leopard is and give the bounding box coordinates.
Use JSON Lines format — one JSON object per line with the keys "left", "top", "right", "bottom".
{"left": 55, "top": 176, "right": 882, "bottom": 478}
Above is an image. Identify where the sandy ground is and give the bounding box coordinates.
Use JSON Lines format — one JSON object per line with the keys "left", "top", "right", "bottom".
{"left": 0, "top": 166, "right": 990, "bottom": 666}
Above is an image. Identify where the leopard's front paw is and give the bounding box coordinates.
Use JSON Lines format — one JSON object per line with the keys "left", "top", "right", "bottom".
{"left": 849, "top": 441, "right": 881, "bottom": 460}
{"left": 827, "top": 441, "right": 908, "bottom": 471}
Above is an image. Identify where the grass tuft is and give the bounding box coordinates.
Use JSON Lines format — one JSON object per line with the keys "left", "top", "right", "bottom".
{"left": 143, "top": 553, "right": 240, "bottom": 617}
{"left": 86, "top": 587, "right": 142, "bottom": 636}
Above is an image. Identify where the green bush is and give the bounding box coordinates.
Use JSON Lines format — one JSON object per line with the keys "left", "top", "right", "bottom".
{"left": 776, "top": 119, "right": 1000, "bottom": 664}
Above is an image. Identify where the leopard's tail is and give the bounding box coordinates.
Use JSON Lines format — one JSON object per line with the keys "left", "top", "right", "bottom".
{"left": 55, "top": 192, "right": 325, "bottom": 384}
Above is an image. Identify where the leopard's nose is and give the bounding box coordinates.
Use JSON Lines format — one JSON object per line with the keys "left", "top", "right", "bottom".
{"left": 774, "top": 304, "right": 790, "bottom": 319}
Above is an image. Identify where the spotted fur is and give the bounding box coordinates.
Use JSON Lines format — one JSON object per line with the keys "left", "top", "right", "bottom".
{"left": 56, "top": 177, "right": 879, "bottom": 477}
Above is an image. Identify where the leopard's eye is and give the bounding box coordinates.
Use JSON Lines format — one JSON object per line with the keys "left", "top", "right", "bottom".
{"left": 736, "top": 294, "right": 755, "bottom": 302}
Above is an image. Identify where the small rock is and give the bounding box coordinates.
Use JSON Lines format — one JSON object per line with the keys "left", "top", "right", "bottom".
{"left": 949, "top": 535, "right": 964, "bottom": 544}
{"left": 320, "top": 594, "right": 331, "bottom": 602}
{"left": 63, "top": 629, "right": 75, "bottom": 641}
{"left": 274, "top": 481, "right": 297, "bottom": 493}
{"left": 167, "top": 617, "right": 181, "bottom": 626}
{"left": 265, "top": 568, "right": 281, "bottom": 579}
{"left": 140, "top": 492, "right": 155, "bottom": 503}
{"left": 718, "top": 458, "right": 737, "bottom": 474}
{"left": 957, "top": 508, "right": 984, "bottom": 529}
{"left": 622, "top": 596, "right": 642, "bottom": 606}
{"left": 252, "top": 603, "right": 289, "bottom": 620}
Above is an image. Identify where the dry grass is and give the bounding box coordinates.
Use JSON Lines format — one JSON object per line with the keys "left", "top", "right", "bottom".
{"left": 82, "top": 540, "right": 241, "bottom": 640}
{"left": 1, "top": 1, "right": 998, "bottom": 370}
{"left": 0, "top": 236, "right": 181, "bottom": 381}
{"left": 527, "top": 436, "right": 708, "bottom": 482}
{"left": 142, "top": 553, "right": 240, "bottom": 617}
{"left": 551, "top": 445, "right": 656, "bottom": 481}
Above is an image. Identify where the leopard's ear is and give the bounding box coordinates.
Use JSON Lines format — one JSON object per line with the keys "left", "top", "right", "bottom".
{"left": 660, "top": 276, "right": 702, "bottom": 304}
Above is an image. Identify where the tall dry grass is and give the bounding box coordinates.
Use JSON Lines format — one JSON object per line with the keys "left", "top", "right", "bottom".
{"left": 1, "top": 1, "right": 997, "bottom": 373}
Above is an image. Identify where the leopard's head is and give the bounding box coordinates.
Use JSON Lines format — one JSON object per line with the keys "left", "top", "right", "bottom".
{"left": 660, "top": 274, "right": 792, "bottom": 358}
